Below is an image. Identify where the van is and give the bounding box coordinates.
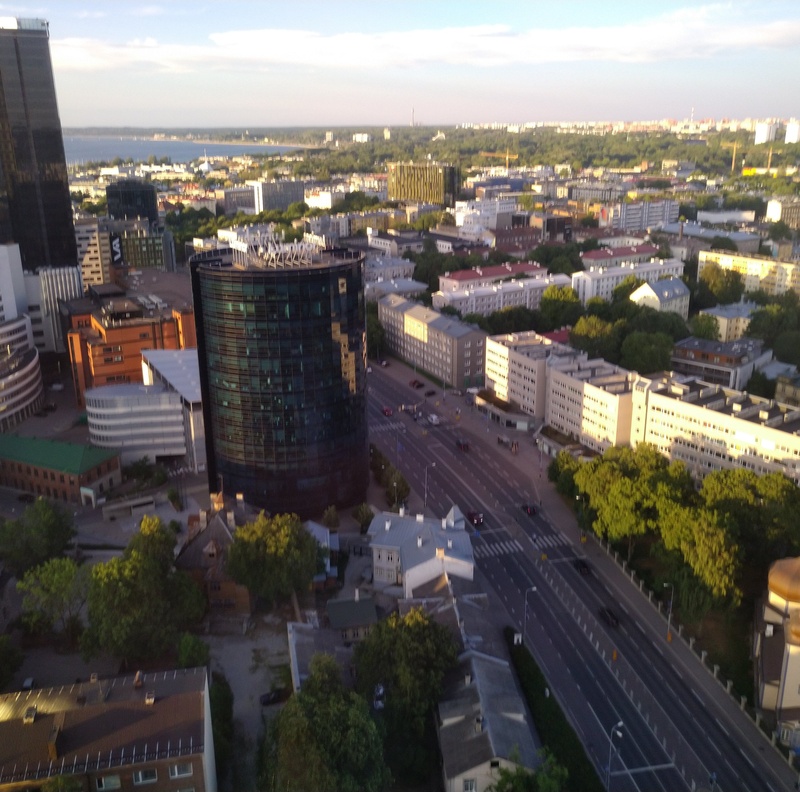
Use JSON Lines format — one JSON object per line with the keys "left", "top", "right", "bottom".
{"left": 427, "top": 414, "right": 440, "bottom": 426}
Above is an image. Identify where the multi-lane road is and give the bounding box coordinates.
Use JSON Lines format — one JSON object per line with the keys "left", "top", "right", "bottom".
{"left": 368, "top": 366, "right": 796, "bottom": 792}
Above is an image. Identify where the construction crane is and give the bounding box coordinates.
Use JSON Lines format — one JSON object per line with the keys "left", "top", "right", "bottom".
{"left": 721, "top": 141, "right": 739, "bottom": 175}
{"left": 479, "top": 148, "right": 519, "bottom": 169}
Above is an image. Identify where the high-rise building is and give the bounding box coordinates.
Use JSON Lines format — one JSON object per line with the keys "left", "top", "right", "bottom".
{"left": 0, "top": 18, "right": 76, "bottom": 271}
{"left": 387, "top": 162, "right": 460, "bottom": 207}
{"left": 191, "top": 233, "right": 368, "bottom": 517}
{"left": 106, "top": 179, "right": 160, "bottom": 227}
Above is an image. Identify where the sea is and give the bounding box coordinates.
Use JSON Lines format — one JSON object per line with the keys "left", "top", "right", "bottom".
{"left": 63, "top": 135, "right": 297, "bottom": 166}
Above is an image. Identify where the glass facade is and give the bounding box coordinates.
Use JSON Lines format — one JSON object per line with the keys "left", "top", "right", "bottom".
{"left": 106, "top": 180, "right": 160, "bottom": 227}
{"left": 192, "top": 251, "right": 369, "bottom": 517}
{"left": 0, "top": 20, "right": 76, "bottom": 271}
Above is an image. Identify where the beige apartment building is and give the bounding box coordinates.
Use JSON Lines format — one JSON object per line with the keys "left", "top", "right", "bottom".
{"left": 631, "top": 375, "right": 800, "bottom": 483}
{"left": 545, "top": 358, "right": 635, "bottom": 453}
{"left": 571, "top": 258, "right": 684, "bottom": 304}
{"left": 698, "top": 250, "right": 800, "bottom": 297}
{"left": 699, "top": 301, "right": 758, "bottom": 342}
{"left": 485, "top": 331, "right": 581, "bottom": 421}
{"left": 378, "top": 295, "right": 487, "bottom": 388}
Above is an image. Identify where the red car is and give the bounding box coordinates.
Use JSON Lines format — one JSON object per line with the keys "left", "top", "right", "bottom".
{"left": 382, "top": 406, "right": 393, "bottom": 417}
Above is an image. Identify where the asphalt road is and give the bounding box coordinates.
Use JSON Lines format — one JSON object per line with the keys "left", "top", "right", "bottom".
{"left": 368, "top": 365, "right": 794, "bottom": 792}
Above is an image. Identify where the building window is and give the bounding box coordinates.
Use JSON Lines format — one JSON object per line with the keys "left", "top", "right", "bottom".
{"left": 464, "top": 781, "right": 477, "bottom": 792}
{"left": 96, "top": 776, "right": 121, "bottom": 790}
{"left": 132, "top": 769, "right": 158, "bottom": 785}
{"left": 169, "top": 763, "right": 193, "bottom": 779}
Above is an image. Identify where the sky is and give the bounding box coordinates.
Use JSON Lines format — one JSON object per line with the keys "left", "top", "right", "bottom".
{"left": 5, "top": 0, "right": 800, "bottom": 128}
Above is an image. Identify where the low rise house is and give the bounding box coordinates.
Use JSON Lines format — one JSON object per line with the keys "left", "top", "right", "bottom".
{"left": 326, "top": 590, "right": 378, "bottom": 644}
{"left": 629, "top": 276, "right": 690, "bottom": 319}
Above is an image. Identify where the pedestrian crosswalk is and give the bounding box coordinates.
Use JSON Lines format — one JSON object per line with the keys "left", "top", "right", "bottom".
{"left": 472, "top": 534, "right": 565, "bottom": 558}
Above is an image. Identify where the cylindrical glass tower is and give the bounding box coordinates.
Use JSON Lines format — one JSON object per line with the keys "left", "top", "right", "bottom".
{"left": 191, "top": 245, "right": 368, "bottom": 517}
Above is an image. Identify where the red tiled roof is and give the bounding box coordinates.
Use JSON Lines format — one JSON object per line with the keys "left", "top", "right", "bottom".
{"left": 581, "top": 244, "right": 659, "bottom": 261}
{"left": 541, "top": 328, "right": 571, "bottom": 343}
{"left": 444, "top": 262, "right": 544, "bottom": 282}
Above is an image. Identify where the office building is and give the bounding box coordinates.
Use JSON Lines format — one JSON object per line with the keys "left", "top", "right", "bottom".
{"left": 191, "top": 235, "right": 368, "bottom": 517}
{"left": 106, "top": 179, "right": 159, "bottom": 227}
{"left": 597, "top": 199, "right": 679, "bottom": 232}
{"left": 387, "top": 162, "right": 460, "bottom": 207}
{"left": 766, "top": 199, "right": 800, "bottom": 231}
{"left": 0, "top": 667, "right": 216, "bottom": 792}
{"left": 698, "top": 250, "right": 800, "bottom": 297}
{"left": 485, "top": 331, "right": 581, "bottom": 422}
{"left": 571, "top": 258, "right": 684, "bottom": 304}
{"left": 378, "top": 295, "right": 487, "bottom": 388}
{"left": 24, "top": 265, "right": 83, "bottom": 353}
{"left": 0, "top": 18, "right": 76, "bottom": 272}
{"left": 671, "top": 337, "right": 771, "bottom": 390}
{"left": 247, "top": 179, "right": 305, "bottom": 213}
{"left": 65, "top": 292, "right": 195, "bottom": 408}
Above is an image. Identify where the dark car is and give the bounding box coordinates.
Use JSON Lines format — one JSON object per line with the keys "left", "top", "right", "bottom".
{"left": 413, "top": 381, "right": 425, "bottom": 389}
{"left": 599, "top": 607, "right": 619, "bottom": 627}
{"left": 409, "top": 378, "right": 420, "bottom": 387}
{"left": 574, "top": 559, "right": 590, "bottom": 576}
{"left": 456, "top": 438, "right": 469, "bottom": 451}
{"left": 382, "top": 406, "right": 393, "bottom": 417}
{"left": 17, "top": 493, "right": 35, "bottom": 503}
{"left": 521, "top": 504, "right": 536, "bottom": 516}
{"left": 424, "top": 389, "right": 436, "bottom": 397}
{"left": 467, "top": 511, "right": 484, "bottom": 526}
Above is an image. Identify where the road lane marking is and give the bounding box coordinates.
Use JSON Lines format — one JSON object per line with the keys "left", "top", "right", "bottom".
{"left": 714, "top": 717, "right": 729, "bottom": 737}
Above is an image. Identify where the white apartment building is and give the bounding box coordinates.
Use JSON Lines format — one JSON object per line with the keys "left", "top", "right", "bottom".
{"left": 571, "top": 258, "right": 684, "bottom": 304}
{"left": 597, "top": 199, "right": 680, "bottom": 232}
{"left": 364, "top": 254, "right": 416, "bottom": 284}
{"left": 432, "top": 274, "right": 571, "bottom": 316}
{"left": 631, "top": 375, "right": 800, "bottom": 484}
{"left": 454, "top": 197, "right": 518, "bottom": 230}
{"left": 546, "top": 358, "right": 635, "bottom": 453}
{"left": 378, "top": 295, "right": 487, "bottom": 388}
{"left": 755, "top": 122, "right": 779, "bottom": 145}
{"left": 698, "top": 250, "right": 800, "bottom": 297}
{"left": 580, "top": 244, "right": 659, "bottom": 268}
{"left": 629, "top": 277, "right": 690, "bottom": 320}
{"left": 786, "top": 121, "right": 800, "bottom": 145}
{"left": 699, "top": 301, "right": 758, "bottom": 342}
{"left": 438, "top": 262, "right": 544, "bottom": 293}
{"left": 485, "top": 332, "right": 582, "bottom": 421}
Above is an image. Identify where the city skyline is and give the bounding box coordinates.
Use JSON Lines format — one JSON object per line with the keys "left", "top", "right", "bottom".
{"left": 21, "top": 0, "right": 800, "bottom": 128}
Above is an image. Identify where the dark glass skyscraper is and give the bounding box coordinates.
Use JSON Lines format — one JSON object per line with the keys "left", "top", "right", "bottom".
{"left": 191, "top": 243, "right": 369, "bottom": 518}
{"left": 106, "top": 179, "right": 160, "bottom": 227}
{"left": 0, "top": 19, "right": 76, "bottom": 271}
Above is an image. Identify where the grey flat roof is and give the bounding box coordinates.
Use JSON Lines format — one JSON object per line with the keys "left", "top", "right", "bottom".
{"left": 142, "top": 348, "right": 201, "bottom": 404}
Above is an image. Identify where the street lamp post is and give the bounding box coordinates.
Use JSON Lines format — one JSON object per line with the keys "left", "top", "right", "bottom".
{"left": 606, "top": 721, "right": 623, "bottom": 791}
{"left": 664, "top": 582, "right": 674, "bottom": 641}
{"left": 424, "top": 462, "right": 436, "bottom": 510}
{"left": 523, "top": 585, "right": 537, "bottom": 644}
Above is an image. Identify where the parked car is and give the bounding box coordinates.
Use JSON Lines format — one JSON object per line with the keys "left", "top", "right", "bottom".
{"left": 382, "top": 406, "right": 393, "bottom": 417}
{"left": 424, "top": 389, "right": 436, "bottom": 397}
{"left": 521, "top": 504, "right": 536, "bottom": 516}
{"left": 17, "top": 493, "right": 35, "bottom": 503}
{"left": 427, "top": 414, "right": 440, "bottom": 426}
{"left": 380, "top": 360, "right": 390, "bottom": 367}
{"left": 598, "top": 607, "right": 619, "bottom": 627}
{"left": 456, "top": 438, "right": 469, "bottom": 451}
{"left": 574, "top": 559, "right": 591, "bottom": 576}
{"left": 467, "top": 511, "right": 484, "bottom": 526}
{"left": 22, "top": 677, "right": 35, "bottom": 691}
{"left": 409, "top": 379, "right": 424, "bottom": 389}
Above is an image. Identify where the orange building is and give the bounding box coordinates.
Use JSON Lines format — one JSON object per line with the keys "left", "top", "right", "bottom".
{"left": 67, "top": 298, "right": 195, "bottom": 407}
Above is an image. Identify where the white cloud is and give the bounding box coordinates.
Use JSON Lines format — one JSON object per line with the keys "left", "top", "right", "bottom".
{"left": 50, "top": 5, "right": 800, "bottom": 74}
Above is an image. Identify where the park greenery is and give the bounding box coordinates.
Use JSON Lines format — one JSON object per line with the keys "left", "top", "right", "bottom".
{"left": 226, "top": 511, "right": 320, "bottom": 606}
{"left": 550, "top": 444, "right": 800, "bottom": 610}
{"left": 369, "top": 445, "right": 410, "bottom": 509}
{"left": 82, "top": 515, "right": 205, "bottom": 665}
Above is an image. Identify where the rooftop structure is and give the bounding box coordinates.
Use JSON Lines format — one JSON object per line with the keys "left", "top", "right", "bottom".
{"left": 438, "top": 262, "right": 545, "bottom": 292}
{"left": 580, "top": 243, "right": 659, "bottom": 267}
{"left": 671, "top": 336, "right": 772, "bottom": 390}
{"left": 0, "top": 667, "right": 216, "bottom": 792}
{"left": 629, "top": 276, "right": 690, "bottom": 319}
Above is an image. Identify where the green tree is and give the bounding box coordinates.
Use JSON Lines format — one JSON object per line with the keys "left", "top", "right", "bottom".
{"left": 18, "top": 557, "right": 89, "bottom": 640}
{"left": 611, "top": 275, "right": 644, "bottom": 303}
{"left": 767, "top": 220, "right": 792, "bottom": 241}
{"left": 354, "top": 607, "right": 457, "bottom": 778}
{"left": 263, "top": 653, "right": 390, "bottom": 792}
{"left": 689, "top": 313, "right": 720, "bottom": 341}
{"left": 41, "top": 777, "right": 82, "bottom": 792}
{"left": 176, "top": 632, "right": 210, "bottom": 668}
{"left": 83, "top": 515, "right": 205, "bottom": 665}
{"left": 773, "top": 331, "right": 800, "bottom": 365}
{"left": 745, "top": 370, "right": 776, "bottom": 399}
{"left": 353, "top": 503, "right": 375, "bottom": 533}
{"left": 569, "top": 316, "right": 621, "bottom": 362}
{"left": 210, "top": 672, "right": 234, "bottom": 783}
{"left": 709, "top": 235, "right": 738, "bottom": 252}
{"left": 699, "top": 261, "right": 744, "bottom": 304}
{"left": 619, "top": 331, "right": 673, "bottom": 374}
{"left": 538, "top": 285, "right": 583, "bottom": 332}
{"left": 487, "top": 749, "right": 568, "bottom": 792}
{"left": 227, "top": 512, "right": 318, "bottom": 606}
{"left": 366, "top": 302, "right": 385, "bottom": 359}
{"left": 321, "top": 506, "right": 339, "bottom": 528}
{"left": 0, "top": 499, "right": 75, "bottom": 577}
